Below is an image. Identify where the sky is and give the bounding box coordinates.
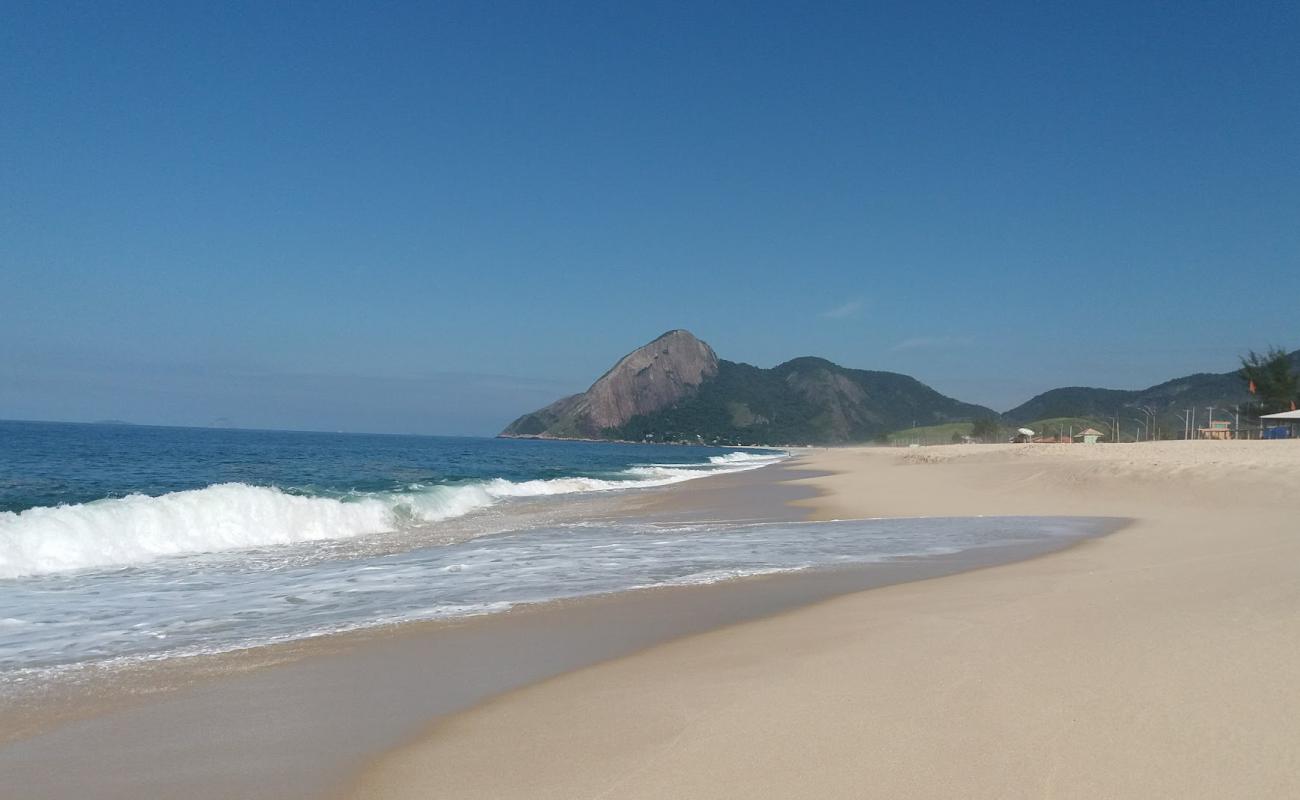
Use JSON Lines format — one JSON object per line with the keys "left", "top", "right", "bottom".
{"left": 2, "top": 1, "right": 1297, "bottom": 435}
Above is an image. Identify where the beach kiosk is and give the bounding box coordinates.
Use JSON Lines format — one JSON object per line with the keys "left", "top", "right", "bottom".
{"left": 1074, "top": 427, "right": 1104, "bottom": 445}
{"left": 1198, "top": 419, "right": 1234, "bottom": 440}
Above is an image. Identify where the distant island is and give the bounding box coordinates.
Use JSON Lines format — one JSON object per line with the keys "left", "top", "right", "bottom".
{"left": 501, "top": 330, "right": 1298, "bottom": 445}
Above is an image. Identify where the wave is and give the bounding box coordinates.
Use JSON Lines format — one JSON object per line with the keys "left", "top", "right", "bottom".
{"left": 0, "top": 452, "right": 785, "bottom": 579}
{"left": 707, "top": 451, "right": 784, "bottom": 465}
{"left": 637, "top": 451, "right": 785, "bottom": 471}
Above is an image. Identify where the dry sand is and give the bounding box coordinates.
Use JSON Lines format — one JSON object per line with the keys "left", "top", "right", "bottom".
{"left": 348, "top": 441, "right": 1300, "bottom": 799}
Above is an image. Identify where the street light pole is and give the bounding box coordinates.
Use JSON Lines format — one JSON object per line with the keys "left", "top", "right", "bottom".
{"left": 1139, "top": 406, "right": 1158, "bottom": 441}
{"left": 1130, "top": 418, "right": 1147, "bottom": 442}
{"left": 1090, "top": 417, "right": 1116, "bottom": 443}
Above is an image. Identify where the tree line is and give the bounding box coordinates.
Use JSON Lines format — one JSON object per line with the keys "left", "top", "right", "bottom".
{"left": 1239, "top": 348, "right": 1298, "bottom": 416}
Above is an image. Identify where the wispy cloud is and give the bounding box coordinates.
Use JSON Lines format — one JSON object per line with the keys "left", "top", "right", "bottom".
{"left": 819, "top": 299, "right": 864, "bottom": 319}
{"left": 891, "top": 335, "right": 974, "bottom": 352}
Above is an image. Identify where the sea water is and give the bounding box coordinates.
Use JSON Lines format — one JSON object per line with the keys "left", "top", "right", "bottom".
{"left": 0, "top": 421, "right": 781, "bottom": 578}
{"left": 0, "top": 421, "right": 1096, "bottom": 684}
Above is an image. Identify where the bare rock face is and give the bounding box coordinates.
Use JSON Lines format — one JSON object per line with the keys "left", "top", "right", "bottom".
{"left": 501, "top": 330, "right": 719, "bottom": 439}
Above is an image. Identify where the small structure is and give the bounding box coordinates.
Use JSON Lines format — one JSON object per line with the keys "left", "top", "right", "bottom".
{"left": 1075, "top": 427, "right": 1104, "bottom": 445}
{"left": 1260, "top": 409, "right": 1300, "bottom": 439}
{"left": 1198, "top": 419, "right": 1234, "bottom": 440}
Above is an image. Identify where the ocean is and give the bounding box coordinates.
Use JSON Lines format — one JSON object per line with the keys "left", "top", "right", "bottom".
{"left": 0, "top": 421, "right": 1096, "bottom": 684}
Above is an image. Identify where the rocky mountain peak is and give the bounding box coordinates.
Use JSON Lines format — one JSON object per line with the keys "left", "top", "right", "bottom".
{"left": 501, "top": 330, "right": 719, "bottom": 438}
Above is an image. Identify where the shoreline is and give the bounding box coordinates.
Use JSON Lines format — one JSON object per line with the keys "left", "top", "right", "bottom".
{"left": 0, "top": 460, "right": 805, "bottom": 744}
{"left": 0, "top": 455, "right": 1117, "bottom": 799}
{"left": 348, "top": 441, "right": 1300, "bottom": 799}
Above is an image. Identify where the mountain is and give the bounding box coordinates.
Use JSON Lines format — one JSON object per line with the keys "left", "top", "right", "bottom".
{"left": 1003, "top": 350, "right": 1300, "bottom": 437}
{"left": 501, "top": 330, "right": 720, "bottom": 439}
{"left": 501, "top": 330, "right": 995, "bottom": 445}
{"left": 501, "top": 331, "right": 1295, "bottom": 444}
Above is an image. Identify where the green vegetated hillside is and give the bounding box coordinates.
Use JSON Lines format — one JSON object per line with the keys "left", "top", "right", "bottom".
{"left": 885, "top": 422, "right": 975, "bottom": 445}
{"left": 1002, "top": 350, "right": 1300, "bottom": 439}
{"left": 502, "top": 329, "right": 1297, "bottom": 445}
{"left": 608, "top": 358, "right": 994, "bottom": 446}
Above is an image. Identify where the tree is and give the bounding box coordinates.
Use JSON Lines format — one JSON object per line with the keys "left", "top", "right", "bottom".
{"left": 971, "top": 417, "right": 1001, "bottom": 442}
{"left": 1240, "top": 348, "right": 1298, "bottom": 415}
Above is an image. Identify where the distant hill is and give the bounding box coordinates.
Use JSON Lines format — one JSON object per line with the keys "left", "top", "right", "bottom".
{"left": 501, "top": 330, "right": 995, "bottom": 445}
{"left": 501, "top": 330, "right": 720, "bottom": 439}
{"left": 502, "top": 331, "right": 1295, "bottom": 445}
{"left": 1003, "top": 350, "right": 1300, "bottom": 437}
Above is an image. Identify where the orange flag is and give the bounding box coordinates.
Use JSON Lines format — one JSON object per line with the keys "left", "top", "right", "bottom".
{"left": 1248, "top": 380, "right": 1257, "bottom": 394}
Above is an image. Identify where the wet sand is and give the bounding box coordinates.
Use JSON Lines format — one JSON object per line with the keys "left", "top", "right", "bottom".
{"left": 349, "top": 441, "right": 1300, "bottom": 799}
{"left": 0, "top": 458, "right": 1113, "bottom": 798}
{"left": 0, "top": 462, "right": 812, "bottom": 743}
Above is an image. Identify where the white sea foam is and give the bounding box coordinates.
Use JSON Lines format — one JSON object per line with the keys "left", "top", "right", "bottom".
{"left": 707, "top": 451, "right": 783, "bottom": 465}
{"left": 0, "top": 515, "right": 1107, "bottom": 677}
{"left": 0, "top": 452, "right": 785, "bottom": 579}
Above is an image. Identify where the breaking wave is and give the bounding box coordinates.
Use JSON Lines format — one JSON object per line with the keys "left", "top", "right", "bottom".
{"left": 0, "top": 452, "right": 785, "bottom": 579}
{"left": 707, "top": 451, "right": 782, "bottom": 465}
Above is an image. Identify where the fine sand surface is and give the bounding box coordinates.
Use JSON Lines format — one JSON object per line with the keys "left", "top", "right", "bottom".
{"left": 349, "top": 441, "right": 1300, "bottom": 799}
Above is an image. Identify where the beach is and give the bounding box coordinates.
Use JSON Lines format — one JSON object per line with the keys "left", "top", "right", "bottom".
{"left": 3, "top": 439, "right": 1296, "bottom": 798}
{"left": 9, "top": 4, "right": 1296, "bottom": 797}
{"left": 349, "top": 441, "right": 1300, "bottom": 799}
{"left": 0, "top": 445, "right": 1102, "bottom": 799}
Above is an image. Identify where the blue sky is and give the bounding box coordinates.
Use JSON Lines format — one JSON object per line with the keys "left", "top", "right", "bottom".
{"left": 3, "top": 2, "right": 1297, "bottom": 434}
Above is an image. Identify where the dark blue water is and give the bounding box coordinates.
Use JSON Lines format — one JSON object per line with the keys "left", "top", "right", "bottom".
{"left": 0, "top": 420, "right": 755, "bottom": 513}
{"left": 0, "top": 420, "right": 797, "bottom": 676}
{"left": 0, "top": 420, "right": 1109, "bottom": 680}
{"left": 0, "top": 421, "right": 784, "bottom": 582}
